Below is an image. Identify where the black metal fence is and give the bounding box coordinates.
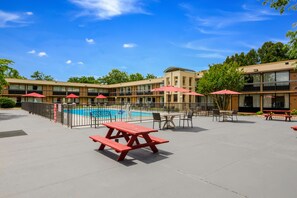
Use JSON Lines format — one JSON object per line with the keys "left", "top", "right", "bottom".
{"left": 22, "top": 102, "right": 215, "bottom": 128}
{"left": 21, "top": 102, "right": 65, "bottom": 124}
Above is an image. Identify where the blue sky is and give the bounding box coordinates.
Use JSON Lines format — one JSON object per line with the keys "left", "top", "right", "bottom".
{"left": 0, "top": 0, "right": 296, "bottom": 81}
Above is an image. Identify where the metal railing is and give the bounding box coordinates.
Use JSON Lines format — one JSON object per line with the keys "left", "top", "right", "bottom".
{"left": 22, "top": 102, "right": 215, "bottom": 128}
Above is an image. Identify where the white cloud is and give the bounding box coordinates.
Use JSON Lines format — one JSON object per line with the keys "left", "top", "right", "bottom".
{"left": 123, "top": 43, "right": 137, "bottom": 48}
{"left": 27, "top": 49, "right": 36, "bottom": 54}
{"left": 25, "top": 12, "right": 34, "bottom": 16}
{"left": 183, "top": 3, "right": 280, "bottom": 29}
{"left": 85, "top": 38, "right": 95, "bottom": 44}
{"left": 66, "top": 60, "right": 72, "bottom": 64}
{"left": 77, "top": 61, "right": 84, "bottom": 65}
{"left": 0, "top": 10, "right": 21, "bottom": 27}
{"left": 38, "top": 52, "right": 47, "bottom": 57}
{"left": 69, "top": 0, "right": 148, "bottom": 20}
{"left": 0, "top": 10, "right": 33, "bottom": 28}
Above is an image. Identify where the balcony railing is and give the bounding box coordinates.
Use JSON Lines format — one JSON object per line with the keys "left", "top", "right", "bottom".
{"left": 8, "top": 90, "right": 26, "bottom": 94}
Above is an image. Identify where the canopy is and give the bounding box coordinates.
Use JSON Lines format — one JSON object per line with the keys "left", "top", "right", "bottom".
{"left": 96, "top": 94, "right": 107, "bottom": 99}
{"left": 66, "top": 93, "right": 79, "bottom": 98}
{"left": 22, "top": 92, "right": 45, "bottom": 98}
{"left": 184, "top": 91, "right": 204, "bottom": 96}
{"left": 210, "top": 89, "right": 241, "bottom": 95}
{"left": 151, "top": 85, "right": 190, "bottom": 93}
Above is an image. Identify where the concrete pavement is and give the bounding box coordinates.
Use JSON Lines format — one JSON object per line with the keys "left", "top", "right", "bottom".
{"left": 1, "top": 109, "right": 297, "bottom": 198}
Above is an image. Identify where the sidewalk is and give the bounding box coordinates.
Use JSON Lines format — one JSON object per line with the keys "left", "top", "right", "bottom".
{"left": 1, "top": 109, "right": 297, "bottom": 198}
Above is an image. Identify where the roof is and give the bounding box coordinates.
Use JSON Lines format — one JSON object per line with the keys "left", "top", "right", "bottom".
{"left": 163, "top": 67, "right": 196, "bottom": 73}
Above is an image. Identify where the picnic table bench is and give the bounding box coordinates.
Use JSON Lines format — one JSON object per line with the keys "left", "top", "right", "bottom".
{"left": 89, "top": 121, "right": 169, "bottom": 161}
{"left": 263, "top": 110, "right": 292, "bottom": 121}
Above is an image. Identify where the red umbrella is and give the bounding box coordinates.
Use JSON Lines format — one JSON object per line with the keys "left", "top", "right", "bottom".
{"left": 22, "top": 92, "right": 45, "bottom": 98}
{"left": 66, "top": 93, "right": 79, "bottom": 98}
{"left": 210, "top": 89, "right": 241, "bottom": 95}
{"left": 96, "top": 94, "right": 107, "bottom": 99}
{"left": 184, "top": 91, "right": 204, "bottom": 96}
{"left": 151, "top": 85, "right": 190, "bottom": 93}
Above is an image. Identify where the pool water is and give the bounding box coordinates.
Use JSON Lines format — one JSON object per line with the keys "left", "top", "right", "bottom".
{"left": 66, "top": 108, "right": 152, "bottom": 118}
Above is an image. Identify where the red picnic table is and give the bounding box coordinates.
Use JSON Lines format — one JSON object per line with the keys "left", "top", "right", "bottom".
{"left": 89, "top": 121, "right": 169, "bottom": 161}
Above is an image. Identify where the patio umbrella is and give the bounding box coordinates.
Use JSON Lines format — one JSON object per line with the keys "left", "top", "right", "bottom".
{"left": 210, "top": 89, "right": 241, "bottom": 95}
{"left": 183, "top": 91, "right": 204, "bottom": 96}
{"left": 66, "top": 93, "right": 79, "bottom": 104}
{"left": 151, "top": 85, "right": 190, "bottom": 112}
{"left": 210, "top": 89, "right": 240, "bottom": 110}
{"left": 66, "top": 93, "right": 79, "bottom": 98}
{"left": 22, "top": 92, "right": 45, "bottom": 98}
{"left": 96, "top": 94, "right": 107, "bottom": 99}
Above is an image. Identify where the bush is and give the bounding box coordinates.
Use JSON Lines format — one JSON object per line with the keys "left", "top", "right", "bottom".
{"left": 0, "top": 97, "right": 16, "bottom": 108}
{"left": 291, "top": 109, "right": 297, "bottom": 115}
{"left": 256, "top": 111, "right": 263, "bottom": 115}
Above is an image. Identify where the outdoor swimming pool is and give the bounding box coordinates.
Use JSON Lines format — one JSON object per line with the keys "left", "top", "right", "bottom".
{"left": 66, "top": 108, "right": 152, "bottom": 118}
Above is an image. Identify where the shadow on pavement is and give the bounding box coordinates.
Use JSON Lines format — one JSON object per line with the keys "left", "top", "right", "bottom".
{"left": 0, "top": 112, "right": 27, "bottom": 121}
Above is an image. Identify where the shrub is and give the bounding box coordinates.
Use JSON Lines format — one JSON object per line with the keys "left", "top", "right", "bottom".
{"left": 291, "top": 109, "right": 297, "bottom": 115}
{"left": 256, "top": 111, "right": 263, "bottom": 115}
{"left": 0, "top": 97, "right": 16, "bottom": 108}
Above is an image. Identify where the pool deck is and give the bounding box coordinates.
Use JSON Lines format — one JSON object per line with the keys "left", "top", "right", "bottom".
{"left": 1, "top": 109, "right": 297, "bottom": 198}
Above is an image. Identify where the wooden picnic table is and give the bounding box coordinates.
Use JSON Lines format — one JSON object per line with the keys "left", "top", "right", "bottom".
{"left": 89, "top": 121, "right": 169, "bottom": 161}
{"left": 263, "top": 110, "right": 292, "bottom": 121}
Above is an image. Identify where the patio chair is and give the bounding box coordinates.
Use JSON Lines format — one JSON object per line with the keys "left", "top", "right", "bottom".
{"left": 231, "top": 110, "right": 238, "bottom": 121}
{"left": 179, "top": 111, "right": 194, "bottom": 128}
{"left": 212, "top": 109, "right": 221, "bottom": 121}
{"left": 152, "top": 113, "right": 166, "bottom": 129}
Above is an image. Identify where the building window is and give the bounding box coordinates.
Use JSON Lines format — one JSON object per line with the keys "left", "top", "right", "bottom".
{"left": 88, "top": 88, "right": 98, "bottom": 93}
{"left": 67, "top": 87, "right": 79, "bottom": 92}
{"left": 27, "top": 85, "right": 42, "bottom": 91}
{"left": 263, "top": 71, "right": 289, "bottom": 90}
{"left": 9, "top": 84, "right": 25, "bottom": 90}
{"left": 182, "top": 77, "right": 186, "bottom": 86}
{"left": 173, "top": 94, "right": 178, "bottom": 102}
{"left": 174, "top": 76, "right": 178, "bottom": 86}
{"left": 263, "top": 94, "right": 289, "bottom": 109}
{"left": 166, "top": 77, "right": 170, "bottom": 85}
{"left": 189, "top": 77, "right": 192, "bottom": 86}
{"left": 53, "top": 86, "right": 66, "bottom": 91}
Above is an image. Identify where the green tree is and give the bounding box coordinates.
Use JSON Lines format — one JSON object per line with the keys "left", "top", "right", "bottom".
{"left": 31, "top": 71, "right": 54, "bottom": 81}
{"left": 197, "top": 62, "right": 245, "bottom": 110}
{"left": 68, "top": 76, "right": 99, "bottom": 84}
{"left": 263, "top": 0, "right": 297, "bottom": 65}
{"left": 145, "top": 73, "right": 157, "bottom": 79}
{"left": 286, "top": 30, "right": 297, "bottom": 59}
{"left": 263, "top": 0, "right": 296, "bottom": 14}
{"left": 257, "top": 41, "right": 289, "bottom": 63}
{"left": 0, "top": 59, "right": 25, "bottom": 93}
{"left": 99, "top": 69, "right": 129, "bottom": 84}
{"left": 245, "top": 49, "right": 260, "bottom": 65}
{"left": 129, "top": 73, "right": 144, "bottom": 82}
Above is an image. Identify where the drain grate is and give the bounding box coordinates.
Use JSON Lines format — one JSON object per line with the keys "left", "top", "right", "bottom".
{"left": 0, "top": 130, "right": 27, "bottom": 138}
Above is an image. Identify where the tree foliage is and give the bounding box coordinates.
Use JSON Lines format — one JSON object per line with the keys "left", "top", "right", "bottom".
{"left": 129, "top": 73, "right": 144, "bottom": 82}
{"left": 68, "top": 76, "right": 99, "bottom": 84}
{"left": 197, "top": 62, "right": 245, "bottom": 110}
{"left": 0, "top": 59, "right": 26, "bottom": 93}
{"left": 145, "top": 73, "right": 157, "bottom": 79}
{"left": 31, "top": 71, "right": 54, "bottom": 81}
{"left": 224, "top": 41, "right": 289, "bottom": 66}
{"left": 99, "top": 69, "right": 129, "bottom": 84}
{"left": 263, "top": 0, "right": 296, "bottom": 14}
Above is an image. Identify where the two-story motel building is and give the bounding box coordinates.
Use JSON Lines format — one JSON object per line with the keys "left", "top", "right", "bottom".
{"left": 1, "top": 60, "right": 297, "bottom": 112}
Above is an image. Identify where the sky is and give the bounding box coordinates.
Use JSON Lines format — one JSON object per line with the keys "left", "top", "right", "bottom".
{"left": 0, "top": 0, "right": 296, "bottom": 81}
